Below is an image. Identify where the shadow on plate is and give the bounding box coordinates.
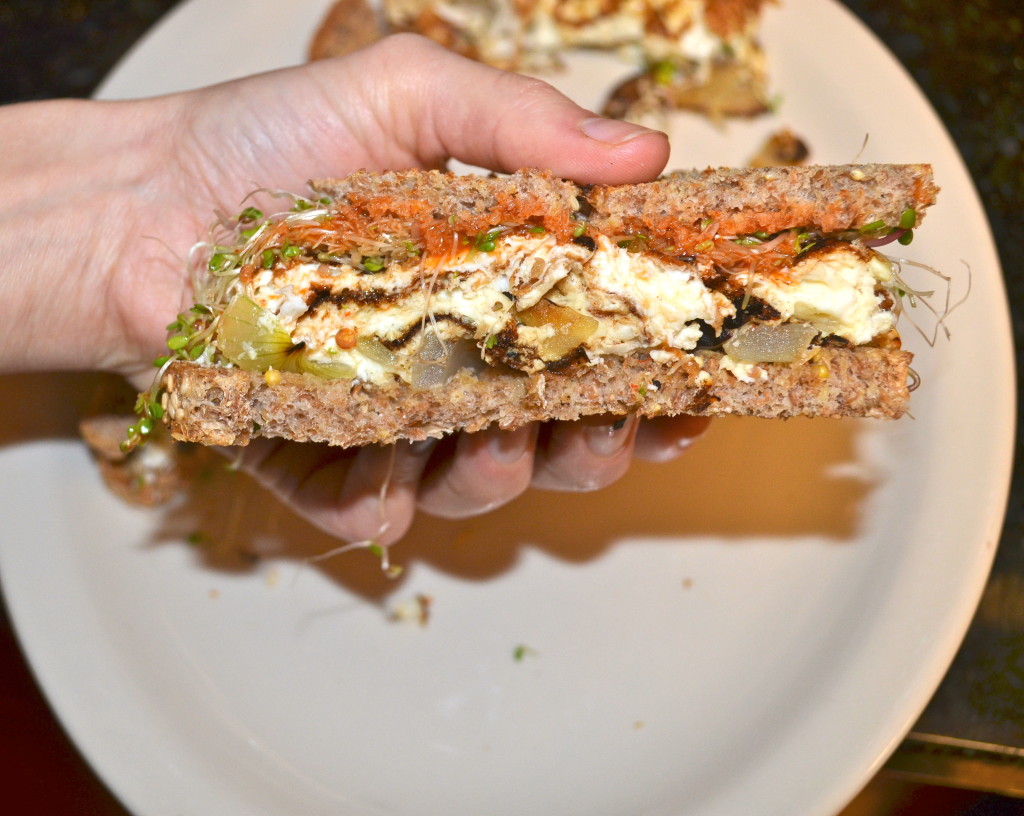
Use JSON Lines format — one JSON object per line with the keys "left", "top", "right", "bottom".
{"left": 148, "top": 415, "right": 881, "bottom": 601}
{"left": 0, "top": 373, "right": 882, "bottom": 601}
{"left": 0, "top": 372, "right": 133, "bottom": 446}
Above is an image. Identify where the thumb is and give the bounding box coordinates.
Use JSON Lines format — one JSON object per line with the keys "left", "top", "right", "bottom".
{"left": 324, "top": 34, "right": 671, "bottom": 185}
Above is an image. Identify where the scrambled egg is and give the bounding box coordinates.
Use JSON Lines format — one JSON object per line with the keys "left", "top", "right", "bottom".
{"left": 239, "top": 233, "right": 897, "bottom": 386}
{"left": 737, "top": 245, "right": 896, "bottom": 346}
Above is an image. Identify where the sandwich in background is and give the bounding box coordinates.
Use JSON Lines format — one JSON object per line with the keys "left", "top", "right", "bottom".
{"left": 309, "top": 0, "right": 775, "bottom": 122}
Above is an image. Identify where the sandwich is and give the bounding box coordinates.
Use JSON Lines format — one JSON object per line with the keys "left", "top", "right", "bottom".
{"left": 310, "top": 0, "right": 774, "bottom": 121}
{"left": 308, "top": 0, "right": 384, "bottom": 60}
{"left": 81, "top": 412, "right": 195, "bottom": 507}
{"left": 127, "top": 164, "right": 936, "bottom": 452}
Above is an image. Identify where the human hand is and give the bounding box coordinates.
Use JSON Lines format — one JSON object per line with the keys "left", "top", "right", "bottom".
{"left": 0, "top": 34, "right": 709, "bottom": 546}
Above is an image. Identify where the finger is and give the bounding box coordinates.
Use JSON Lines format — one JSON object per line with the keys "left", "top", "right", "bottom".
{"left": 633, "top": 415, "right": 712, "bottom": 463}
{"left": 311, "top": 34, "right": 671, "bottom": 184}
{"left": 328, "top": 439, "right": 437, "bottom": 544}
{"left": 417, "top": 422, "right": 538, "bottom": 518}
{"left": 235, "top": 438, "right": 436, "bottom": 545}
{"left": 531, "top": 413, "right": 639, "bottom": 492}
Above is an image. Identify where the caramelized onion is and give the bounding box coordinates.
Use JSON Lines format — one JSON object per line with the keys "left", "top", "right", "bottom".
{"left": 216, "top": 295, "right": 297, "bottom": 372}
{"left": 356, "top": 336, "right": 398, "bottom": 368}
{"left": 216, "top": 295, "right": 354, "bottom": 379}
{"left": 410, "top": 331, "right": 479, "bottom": 389}
{"left": 517, "top": 299, "right": 598, "bottom": 361}
{"left": 723, "top": 322, "right": 818, "bottom": 363}
{"left": 300, "top": 357, "right": 356, "bottom": 380}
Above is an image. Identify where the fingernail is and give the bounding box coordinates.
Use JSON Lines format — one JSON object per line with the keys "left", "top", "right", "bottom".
{"left": 487, "top": 424, "right": 536, "bottom": 464}
{"left": 585, "top": 414, "right": 638, "bottom": 457}
{"left": 579, "top": 116, "right": 661, "bottom": 145}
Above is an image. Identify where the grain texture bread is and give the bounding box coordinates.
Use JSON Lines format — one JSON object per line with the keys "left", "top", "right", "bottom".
{"left": 309, "top": 168, "right": 583, "bottom": 239}
{"left": 163, "top": 346, "right": 912, "bottom": 448}
{"left": 585, "top": 163, "right": 939, "bottom": 237}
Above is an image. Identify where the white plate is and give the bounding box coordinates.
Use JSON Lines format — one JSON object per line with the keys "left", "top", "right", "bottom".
{"left": 1, "top": 1, "right": 1014, "bottom": 815}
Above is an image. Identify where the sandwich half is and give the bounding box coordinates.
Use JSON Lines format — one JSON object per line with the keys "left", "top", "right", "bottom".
{"left": 387, "top": 0, "right": 773, "bottom": 119}
{"left": 136, "top": 164, "right": 936, "bottom": 451}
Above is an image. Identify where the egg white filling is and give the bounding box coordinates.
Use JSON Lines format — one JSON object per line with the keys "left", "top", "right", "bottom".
{"left": 736, "top": 247, "right": 896, "bottom": 346}
{"left": 237, "top": 233, "right": 896, "bottom": 386}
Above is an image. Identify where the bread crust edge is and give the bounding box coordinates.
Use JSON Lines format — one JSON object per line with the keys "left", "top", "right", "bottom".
{"left": 161, "top": 347, "right": 913, "bottom": 448}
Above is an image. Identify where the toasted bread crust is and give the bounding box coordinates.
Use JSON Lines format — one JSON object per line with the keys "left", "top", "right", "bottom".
{"left": 310, "top": 168, "right": 581, "bottom": 220}
{"left": 306, "top": 164, "right": 936, "bottom": 259}
{"left": 586, "top": 163, "right": 938, "bottom": 238}
{"left": 312, "top": 165, "right": 935, "bottom": 235}
{"left": 309, "top": 168, "right": 583, "bottom": 248}
{"left": 162, "top": 347, "right": 912, "bottom": 448}
{"left": 311, "top": 165, "right": 935, "bottom": 236}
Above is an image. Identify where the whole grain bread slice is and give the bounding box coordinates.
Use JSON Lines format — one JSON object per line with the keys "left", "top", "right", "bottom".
{"left": 311, "top": 168, "right": 581, "bottom": 227}
{"left": 162, "top": 346, "right": 912, "bottom": 449}
{"left": 307, "top": 168, "right": 584, "bottom": 249}
{"left": 311, "top": 165, "right": 935, "bottom": 228}
{"left": 585, "top": 163, "right": 938, "bottom": 237}
{"left": 307, "top": 164, "right": 936, "bottom": 250}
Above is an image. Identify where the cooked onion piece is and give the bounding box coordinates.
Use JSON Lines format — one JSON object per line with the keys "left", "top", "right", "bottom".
{"left": 517, "top": 299, "right": 598, "bottom": 361}
{"left": 216, "top": 295, "right": 297, "bottom": 371}
{"left": 723, "top": 322, "right": 819, "bottom": 363}
{"left": 410, "top": 331, "right": 479, "bottom": 388}
{"left": 300, "top": 357, "right": 357, "bottom": 380}
{"left": 356, "top": 335, "right": 398, "bottom": 368}
{"left": 217, "top": 295, "right": 355, "bottom": 379}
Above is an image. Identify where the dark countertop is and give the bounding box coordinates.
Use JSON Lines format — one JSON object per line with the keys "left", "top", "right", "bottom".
{"left": 0, "top": 0, "right": 1021, "bottom": 810}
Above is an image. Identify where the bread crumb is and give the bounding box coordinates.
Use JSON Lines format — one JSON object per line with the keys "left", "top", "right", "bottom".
{"left": 513, "top": 644, "right": 537, "bottom": 661}
{"left": 390, "top": 593, "right": 433, "bottom": 625}
{"left": 748, "top": 128, "right": 809, "bottom": 168}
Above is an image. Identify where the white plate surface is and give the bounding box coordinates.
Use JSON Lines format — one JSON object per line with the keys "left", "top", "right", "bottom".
{"left": 1, "top": 1, "right": 1015, "bottom": 815}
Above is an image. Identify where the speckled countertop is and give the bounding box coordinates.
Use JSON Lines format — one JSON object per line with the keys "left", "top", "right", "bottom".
{"left": 0, "top": 0, "right": 1022, "bottom": 803}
